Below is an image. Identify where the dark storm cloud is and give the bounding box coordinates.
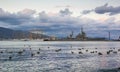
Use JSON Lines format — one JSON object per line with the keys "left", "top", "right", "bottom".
{"left": 82, "top": 3, "right": 120, "bottom": 15}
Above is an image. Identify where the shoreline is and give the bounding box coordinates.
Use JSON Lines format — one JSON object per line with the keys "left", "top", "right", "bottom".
{"left": 0, "top": 40, "right": 120, "bottom": 42}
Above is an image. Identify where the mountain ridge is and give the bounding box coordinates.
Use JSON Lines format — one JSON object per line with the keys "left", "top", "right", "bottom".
{"left": 0, "top": 27, "right": 48, "bottom": 40}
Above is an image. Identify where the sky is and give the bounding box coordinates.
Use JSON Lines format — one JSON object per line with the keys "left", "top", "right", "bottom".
{"left": 0, "top": 0, "right": 120, "bottom": 39}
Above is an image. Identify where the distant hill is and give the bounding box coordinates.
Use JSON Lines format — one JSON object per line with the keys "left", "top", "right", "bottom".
{"left": 0, "top": 27, "right": 49, "bottom": 40}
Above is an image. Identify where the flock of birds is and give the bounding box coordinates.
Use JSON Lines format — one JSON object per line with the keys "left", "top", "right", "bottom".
{"left": 0, "top": 45, "right": 120, "bottom": 60}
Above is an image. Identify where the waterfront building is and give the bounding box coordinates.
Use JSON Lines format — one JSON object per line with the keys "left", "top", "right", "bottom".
{"left": 76, "top": 27, "right": 86, "bottom": 40}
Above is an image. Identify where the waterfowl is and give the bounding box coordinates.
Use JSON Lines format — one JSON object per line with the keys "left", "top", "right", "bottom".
{"left": 18, "top": 51, "right": 23, "bottom": 55}
{"left": 79, "top": 51, "right": 83, "bottom": 54}
{"left": 118, "top": 49, "right": 120, "bottom": 51}
{"left": 113, "top": 51, "right": 117, "bottom": 54}
{"left": 98, "top": 52, "right": 103, "bottom": 55}
{"left": 31, "top": 53, "right": 35, "bottom": 57}
{"left": 78, "top": 48, "right": 81, "bottom": 50}
{"left": 55, "top": 49, "right": 61, "bottom": 52}
{"left": 9, "top": 56, "right": 12, "bottom": 60}
{"left": 71, "top": 51, "right": 74, "bottom": 54}
{"left": 0, "top": 51, "right": 3, "bottom": 53}
{"left": 107, "top": 51, "right": 110, "bottom": 55}
{"left": 86, "top": 50, "right": 88, "bottom": 52}
{"left": 37, "top": 51, "right": 40, "bottom": 54}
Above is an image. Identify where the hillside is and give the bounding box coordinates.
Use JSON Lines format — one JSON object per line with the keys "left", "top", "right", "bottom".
{"left": 0, "top": 27, "right": 48, "bottom": 40}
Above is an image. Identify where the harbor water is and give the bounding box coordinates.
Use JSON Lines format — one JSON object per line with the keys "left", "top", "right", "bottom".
{"left": 0, "top": 41, "right": 120, "bottom": 72}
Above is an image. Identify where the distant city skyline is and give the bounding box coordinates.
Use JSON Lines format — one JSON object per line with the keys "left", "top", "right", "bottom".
{"left": 0, "top": 0, "right": 120, "bottom": 39}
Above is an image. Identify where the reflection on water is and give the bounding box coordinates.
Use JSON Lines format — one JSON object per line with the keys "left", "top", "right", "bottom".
{"left": 0, "top": 41, "right": 120, "bottom": 72}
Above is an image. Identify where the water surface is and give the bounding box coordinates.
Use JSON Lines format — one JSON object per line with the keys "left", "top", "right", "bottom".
{"left": 0, "top": 41, "right": 120, "bottom": 72}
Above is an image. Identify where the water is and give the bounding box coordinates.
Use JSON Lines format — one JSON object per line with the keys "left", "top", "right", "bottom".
{"left": 0, "top": 41, "right": 120, "bottom": 72}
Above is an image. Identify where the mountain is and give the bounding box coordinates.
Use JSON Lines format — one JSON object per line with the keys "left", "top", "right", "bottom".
{"left": 0, "top": 27, "right": 49, "bottom": 40}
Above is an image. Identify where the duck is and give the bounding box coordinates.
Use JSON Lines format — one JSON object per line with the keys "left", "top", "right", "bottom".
{"left": 31, "top": 53, "right": 35, "bottom": 57}
{"left": 98, "top": 52, "right": 103, "bottom": 55}
{"left": 18, "top": 51, "right": 23, "bottom": 55}
{"left": 55, "top": 49, "right": 61, "bottom": 52}
{"left": 9, "top": 56, "right": 12, "bottom": 60}
{"left": 71, "top": 51, "right": 74, "bottom": 54}
{"left": 78, "top": 51, "right": 83, "bottom": 54}
{"left": 37, "top": 51, "right": 40, "bottom": 54}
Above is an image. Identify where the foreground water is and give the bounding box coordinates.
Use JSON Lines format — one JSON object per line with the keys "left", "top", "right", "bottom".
{"left": 0, "top": 41, "right": 120, "bottom": 72}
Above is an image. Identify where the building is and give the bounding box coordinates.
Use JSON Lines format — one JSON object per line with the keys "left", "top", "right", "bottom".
{"left": 67, "top": 31, "right": 74, "bottom": 39}
{"left": 29, "top": 29, "right": 44, "bottom": 39}
{"left": 118, "top": 36, "right": 120, "bottom": 40}
{"left": 50, "top": 36, "right": 57, "bottom": 40}
{"left": 76, "top": 27, "right": 86, "bottom": 40}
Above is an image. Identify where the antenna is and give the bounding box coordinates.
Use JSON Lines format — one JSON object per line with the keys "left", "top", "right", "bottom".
{"left": 81, "top": 27, "right": 83, "bottom": 33}
{"left": 108, "top": 31, "right": 110, "bottom": 40}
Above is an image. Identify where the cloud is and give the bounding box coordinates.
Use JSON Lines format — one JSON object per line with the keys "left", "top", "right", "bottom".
{"left": 82, "top": 3, "right": 120, "bottom": 15}
{"left": 17, "top": 9, "right": 36, "bottom": 16}
{"left": 55, "top": 5, "right": 72, "bottom": 8}
{"left": 0, "top": 8, "right": 35, "bottom": 25}
{"left": 81, "top": 10, "right": 93, "bottom": 14}
{"left": 59, "top": 8, "right": 72, "bottom": 16}
{"left": 0, "top": 8, "right": 120, "bottom": 38}
{"left": 95, "top": 3, "right": 120, "bottom": 15}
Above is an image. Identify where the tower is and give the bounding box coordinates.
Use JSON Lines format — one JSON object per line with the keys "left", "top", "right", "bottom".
{"left": 81, "top": 27, "right": 86, "bottom": 40}
{"left": 108, "top": 32, "right": 110, "bottom": 40}
{"left": 81, "top": 27, "right": 83, "bottom": 33}
{"left": 69, "top": 30, "right": 73, "bottom": 39}
{"left": 76, "top": 27, "right": 86, "bottom": 40}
